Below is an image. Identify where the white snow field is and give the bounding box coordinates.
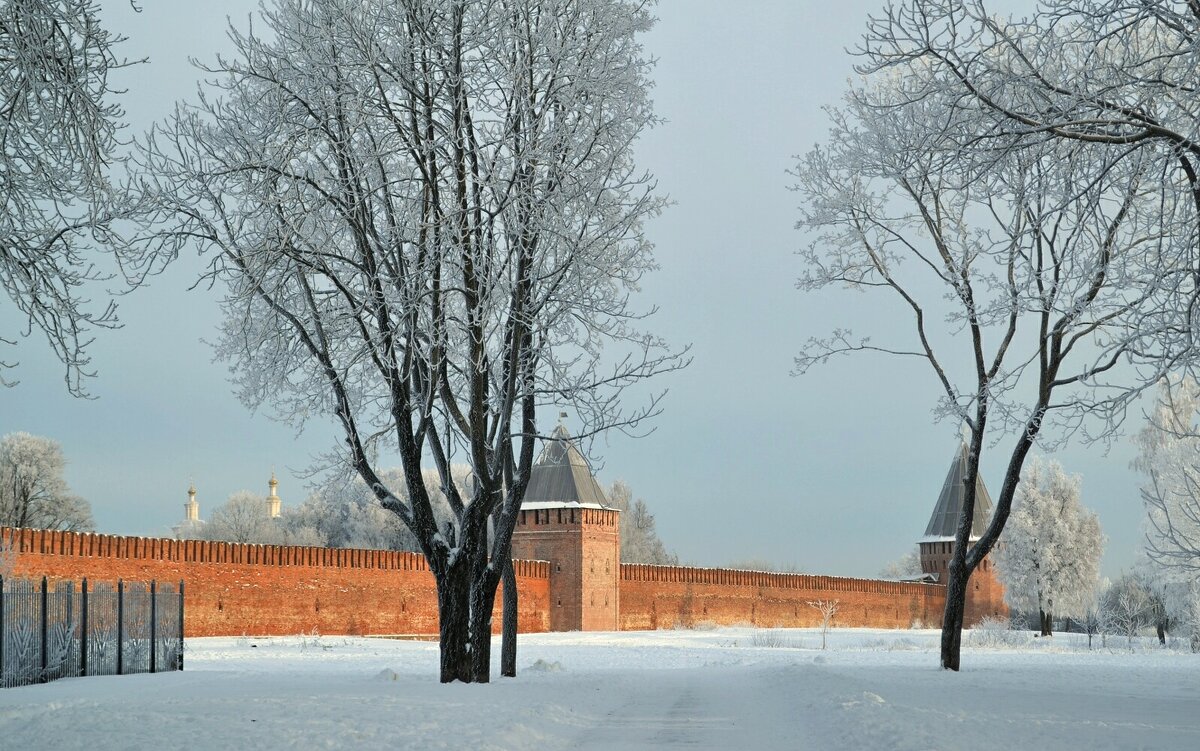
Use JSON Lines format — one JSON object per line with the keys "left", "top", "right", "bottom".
{"left": 1, "top": 628, "right": 1198, "bottom": 750}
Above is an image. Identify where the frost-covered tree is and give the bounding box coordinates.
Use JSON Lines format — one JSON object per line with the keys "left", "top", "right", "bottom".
{"left": 993, "top": 458, "right": 1104, "bottom": 636}
{"left": 1102, "top": 573, "right": 1153, "bottom": 649}
{"left": 202, "top": 491, "right": 281, "bottom": 545}
{"left": 1135, "top": 377, "right": 1200, "bottom": 574}
{"left": 1182, "top": 585, "right": 1200, "bottom": 653}
{"left": 200, "top": 490, "right": 324, "bottom": 546}
{"left": 879, "top": 550, "right": 923, "bottom": 580}
{"left": 292, "top": 465, "right": 469, "bottom": 552}
{"left": 0, "top": 0, "right": 157, "bottom": 394}
{"left": 136, "top": 0, "right": 682, "bottom": 683}
{"left": 1080, "top": 577, "right": 1111, "bottom": 650}
{"left": 808, "top": 600, "right": 839, "bottom": 650}
{"left": 725, "top": 558, "right": 806, "bottom": 574}
{"left": 0, "top": 432, "right": 93, "bottom": 532}
{"left": 861, "top": 1, "right": 1200, "bottom": 253}
{"left": 0, "top": 531, "right": 17, "bottom": 577}
{"left": 286, "top": 478, "right": 412, "bottom": 551}
{"left": 607, "top": 480, "right": 677, "bottom": 565}
{"left": 798, "top": 3, "right": 1200, "bottom": 671}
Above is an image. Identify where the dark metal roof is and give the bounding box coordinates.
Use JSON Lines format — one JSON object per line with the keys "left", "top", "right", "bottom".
{"left": 523, "top": 424, "right": 609, "bottom": 506}
{"left": 923, "top": 441, "right": 994, "bottom": 539}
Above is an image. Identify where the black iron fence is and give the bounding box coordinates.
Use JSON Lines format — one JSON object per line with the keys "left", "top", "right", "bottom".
{"left": 0, "top": 577, "right": 184, "bottom": 688}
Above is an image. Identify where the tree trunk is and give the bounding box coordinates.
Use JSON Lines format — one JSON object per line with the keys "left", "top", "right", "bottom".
{"left": 939, "top": 556, "right": 969, "bottom": 670}
{"left": 1157, "top": 621, "right": 1166, "bottom": 646}
{"left": 501, "top": 556, "right": 517, "bottom": 678}
{"left": 468, "top": 573, "right": 502, "bottom": 683}
{"left": 1040, "top": 609, "right": 1052, "bottom": 637}
{"left": 436, "top": 565, "right": 472, "bottom": 683}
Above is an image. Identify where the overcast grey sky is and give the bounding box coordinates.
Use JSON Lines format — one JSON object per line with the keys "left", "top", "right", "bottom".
{"left": 2, "top": 0, "right": 1148, "bottom": 578}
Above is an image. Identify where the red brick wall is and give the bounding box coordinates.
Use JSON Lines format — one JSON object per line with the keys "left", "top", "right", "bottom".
{"left": 3, "top": 527, "right": 550, "bottom": 637}
{"left": 5, "top": 525, "right": 985, "bottom": 637}
{"left": 919, "top": 541, "right": 1010, "bottom": 624}
{"left": 965, "top": 559, "right": 1007, "bottom": 624}
{"left": 619, "top": 564, "right": 948, "bottom": 630}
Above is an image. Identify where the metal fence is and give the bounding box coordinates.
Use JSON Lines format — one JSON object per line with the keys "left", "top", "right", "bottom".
{"left": 0, "top": 577, "right": 184, "bottom": 688}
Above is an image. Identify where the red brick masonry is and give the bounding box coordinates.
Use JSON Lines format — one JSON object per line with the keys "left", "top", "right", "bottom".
{"left": 619, "top": 564, "right": 948, "bottom": 630}
{"left": 5, "top": 525, "right": 999, "bottom": 635}
{"left": 3, "top": 527, "right": 549, "bottom": 636}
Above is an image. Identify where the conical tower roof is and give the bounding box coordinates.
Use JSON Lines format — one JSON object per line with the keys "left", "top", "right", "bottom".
{"left": 523, "top": 424, "right": 609, "bottom": 507}
{"left": 922, "top": 441, "right": 994, "bottom": 540}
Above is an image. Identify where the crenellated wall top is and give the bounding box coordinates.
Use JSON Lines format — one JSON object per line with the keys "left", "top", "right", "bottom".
{"left": 0, "top": 526, "right": 550, "bottom": 579}
{"left": 618, "top": 562, "right": 944, "bottom": 595}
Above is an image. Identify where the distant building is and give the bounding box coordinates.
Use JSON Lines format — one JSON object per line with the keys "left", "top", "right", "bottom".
{"left": 917, "top": 441, "right": 1008, "bottom": 622}
{"left": 172, "top": 483, "right": 205, "bottom": 539}
{"left": 512, "top": 422, "right": 620, "bottom": 631}
{"left": 267, "top": 472, "right": 282, "bottom": 518}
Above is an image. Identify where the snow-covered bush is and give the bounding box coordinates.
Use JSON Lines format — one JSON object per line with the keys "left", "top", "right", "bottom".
{"left": 751, "top": 630, "right": 806, "bottom": 649}
{"left": 968, "top": 616, "right": 1032, "bottom": 649}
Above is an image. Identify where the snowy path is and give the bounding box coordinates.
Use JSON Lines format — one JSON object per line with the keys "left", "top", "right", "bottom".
{"left": 569, "top": 665, "right": 800, "bottom": 750}
{"left": 1, "top": 629, "right": 1198, "bottom": 750}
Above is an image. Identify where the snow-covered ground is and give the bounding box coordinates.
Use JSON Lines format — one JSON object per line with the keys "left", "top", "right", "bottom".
{"left": 2, "top": 628, "right": 1197, "bottom": 750}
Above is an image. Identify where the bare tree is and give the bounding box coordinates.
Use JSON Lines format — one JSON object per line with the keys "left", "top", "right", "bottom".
{"left": 136, "top": 0, "right": 682, "bottom": 683}
{"left": 807, "top": 600, "right": 839, "bottom": 650}
{"left": 794, "top": 47, "right": 1200, "bottom": 672}
{"left": 0, "top": 432, "right": 93, "bottom": 532}
{"left": 1, "top": 0, "right": 158, "bottom": 395}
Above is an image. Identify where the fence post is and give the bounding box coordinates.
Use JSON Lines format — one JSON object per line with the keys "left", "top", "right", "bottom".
{"left": 149, "top": 580, "right": 157, "bottom": 674}
{"left": 116, "top": 579, "right": 124, "bottom": 676}
{"left": 40, "top": 576, "right": 48, "bottom": 682}
{"left": 64, "top": 580, "right": 74, "bottom": 678}
{"left": 80, "top": 578, "right": 89, "bottom": 677}
{"left": 178, "top": 580, "right": 185, "bottom": 671}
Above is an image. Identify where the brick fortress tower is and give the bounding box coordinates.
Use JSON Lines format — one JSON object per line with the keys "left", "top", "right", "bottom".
{"left": 918, "top": 441, "right": 1008, "bottom": 624}
{"left": 511, "top": 421, "right": 620, "bottom": 631}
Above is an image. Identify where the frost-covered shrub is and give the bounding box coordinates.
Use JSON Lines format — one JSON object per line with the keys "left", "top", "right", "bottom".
{"left": 751, "top": 630, "right": 806, "bottom": 649}
{"left": 968, "top": 616, "right": 1031, "bottom": 649}
{"left": 859, "top": 637, "right": 922, "bottom": 652}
